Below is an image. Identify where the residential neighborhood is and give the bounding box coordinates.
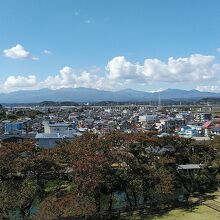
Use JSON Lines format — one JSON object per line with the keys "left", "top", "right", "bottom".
{"left": 0, "top": 103, "right": 220, "bottom": 148}
{"left": 1, "top": 1, "right": 220, "bottom": 219}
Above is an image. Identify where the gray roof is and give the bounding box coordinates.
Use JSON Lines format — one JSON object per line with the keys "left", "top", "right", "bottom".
{"left": 0, "top": 133, "right": 36, "bottom": 141}
{"left": 48, "top": 123, "right": 70, "bottom": 127}
{"left": 35, "top": 133, "right": 62, "bottom": 139}
{"left": 35, "top": 132, "right": 81, "bottom": 139}
{"left": 177, "top": 164, "right": 203, "bottom": 170}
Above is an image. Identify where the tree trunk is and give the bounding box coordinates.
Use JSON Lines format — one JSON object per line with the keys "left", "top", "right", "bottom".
{"left": 125, "top": 190, "right": 133, "bottom": 207}
{"left": 108, "top": 190, "right": 113, "bottom": 211}
{"left": 20, "top": 199, "right": 34, "bottom": 220}
{"left": 132, "top": 190, "right": 137, "bottom": 206}
{"left": 95, "top": 191, "right": 101, "bottom": 212}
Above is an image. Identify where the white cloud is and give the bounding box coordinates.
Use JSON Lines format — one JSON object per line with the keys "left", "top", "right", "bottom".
{"left": 43, "top": 50, "right": 52, "bottom": 55}
{"left": 2, "top": 53, "right": 220, "bottom": 92}
{"left": 43, "top": 66, "right": 114, "bottom": 90}
{"left": 149, "top": 88, "right": 164, "bottom": 93}
{"left": 106, "top": 54, "right": 220, "bottom": 83}
{"left": 3, "top": 44, "right": 38, "bottom": 60}
{"left": 217, "top": 48, "right": 220, "bottom": 53}
{"left": 106, "top": 56, "right": 142, "bottom": 80}
{"left": 3, "top": 75, "right": 38, "bottom": 91}
{"left": 44, "top": 66, "right": 75, "bottom": 89}
{"left": 196, "top": 85, "right": 220, "bottom": 93}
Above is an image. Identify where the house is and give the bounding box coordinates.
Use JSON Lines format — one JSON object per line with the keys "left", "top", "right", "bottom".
{"left": 35, "top": 121, "right": 81, "bottom": 148}
{"left": 203, "top": 119, "right": 220, "bottom": 136}
{"left": 210, "top": 127, "right": 220, "bottom": 135}
{"left": 118, "top": 120, "right": 132, "bottom": 133}
{"left": 178, "top": 126, "right": 198, "bottom": 138}
{"left": 157, "top": 118, "right": 185, "bottom": 133}
{"left": 43, "top": 121, "right": 78, "bottom": 137}
{"left": 35, "top": 133, "right": 65, "bottom": 149}
{"left": 195, "top": 113, "right": 212, "bottom": 122}
{"left": 186, "top": 123, "right": 203, "bottom": 135}
{"left": 4, "top": 122, "right": 24, "bottom": 134}
{"left": 139, "top": 114, "right": 158, "bottom": 123}
{"left": 176, "top": 112, "right": 192, "bottom": 122}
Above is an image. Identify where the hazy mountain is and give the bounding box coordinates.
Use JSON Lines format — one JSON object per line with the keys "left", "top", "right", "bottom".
{"left": 156, "top": 89, "right": 217, "bottom": 99}
{"left": 0, "top": 87, "right": 219, "bottom": 103}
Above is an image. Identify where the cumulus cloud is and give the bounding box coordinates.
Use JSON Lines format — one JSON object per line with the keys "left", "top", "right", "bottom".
{"left": 2, "top": 53, "right": 220, "bottom": 92}
{"left": 43, "top": 66, "right": 115, "bottom": 90}
{"left": 3, "top": 44, "right": 38, "bottom": 60}
{"left": 106, "top": 56, "right": 142, "bottom": 80}
{"left": 44, "top": 66, "right": 75, "bottom": 89}
{"left": 3, "top": 75, "right": 38, "bottom": 91}
{"left": 196, "top": 85, "right": 220, "bottom": 93}
{"left": 2, "top": 66, "right": 115, "bottom": 92}
{"left": 106, "top": 54, "right": 220, "bottom": 83}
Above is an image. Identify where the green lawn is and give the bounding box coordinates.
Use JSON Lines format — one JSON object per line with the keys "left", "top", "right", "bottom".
{"left": 148, "top": 205, "right": 220, "bottom": 220}
{"left": 126, "top": 190, "right": 220, "bottom": 220}
{"left": 127, "top": 204, "right": 220, "bottom": 220}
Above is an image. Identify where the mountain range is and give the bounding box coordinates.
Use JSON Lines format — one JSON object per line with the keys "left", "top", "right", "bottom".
{"left": 0, "top": 87, "right": 220, "bottom": 103}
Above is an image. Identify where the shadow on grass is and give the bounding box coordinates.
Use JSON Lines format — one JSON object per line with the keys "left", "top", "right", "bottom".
{"left": 60, "top": 193, "right": 219, "bottom": 220}
{"left": 92, "top": 195, "right": 220, "bottom": 220}
{"left": 85, "top": 202, "right": 202, "bottom": 220}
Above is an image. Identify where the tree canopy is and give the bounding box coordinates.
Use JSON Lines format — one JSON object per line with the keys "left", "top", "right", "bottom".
{"left": 0, "top": 132, "right": 219, "bottom": 219}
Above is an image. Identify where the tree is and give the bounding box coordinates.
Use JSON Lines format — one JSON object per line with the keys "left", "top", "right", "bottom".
{"left": 1, "top": 132, "right": 219, "bottom": 219}
{"left": 0, "top": 141, "right": 63, "bottom": 219}
{"left": 0, "top": 141, "right": 38, "bottom": 219}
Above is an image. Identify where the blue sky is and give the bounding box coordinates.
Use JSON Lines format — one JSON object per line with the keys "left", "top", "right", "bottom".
{"left": 0, "top": 0, "right": 220, "bottom": 92}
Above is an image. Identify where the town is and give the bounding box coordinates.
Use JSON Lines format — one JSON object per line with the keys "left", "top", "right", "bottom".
{"left": 1, "top": 1, "right": 220, "bottom": 219}
{"left": 1, "top": 101, "right": 220, "bottom": 219}
{"left": 0, "top": 102, "right": 220, "bottom": 148}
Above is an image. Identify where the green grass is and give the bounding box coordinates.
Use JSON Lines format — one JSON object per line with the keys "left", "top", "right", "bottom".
{"left": 126, "top": 204, "right": 220, "bottom": 220}
{"left": 149, "top": 205, "right": 220, "bottom": 220}
{"left": 126, "top": 190, "right": 220, "bottom": 220}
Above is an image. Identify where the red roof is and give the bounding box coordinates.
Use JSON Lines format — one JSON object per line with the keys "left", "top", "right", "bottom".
{"left": 203, "top": 121, "right": 213, "bottom": 129}
{"left": 203, "top": 119, "right": 220, "bottom": 129}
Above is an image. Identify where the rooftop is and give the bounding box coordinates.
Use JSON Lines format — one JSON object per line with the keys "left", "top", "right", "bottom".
{"left": 177, "top": 164, "right": 203, "bottom": 170}
{"left": 35, "top": 133, "right": 62, "bottom": 139}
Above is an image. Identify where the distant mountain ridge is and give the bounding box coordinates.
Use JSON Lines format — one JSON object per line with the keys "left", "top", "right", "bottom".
{"left": 0, "top": 87, "right": 219, "bottom": 103}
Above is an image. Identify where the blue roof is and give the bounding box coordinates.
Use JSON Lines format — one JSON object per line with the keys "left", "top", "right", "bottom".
{"left": 212, "top": 127, "right": 220, "bottom": 132}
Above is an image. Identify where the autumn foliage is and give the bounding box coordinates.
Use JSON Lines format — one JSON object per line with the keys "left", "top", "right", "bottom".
{"left": 0, "top": 132, "right": 219, "bottom": 219}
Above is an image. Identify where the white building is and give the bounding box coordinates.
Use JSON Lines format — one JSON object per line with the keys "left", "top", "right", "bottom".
{"left": 35, "top": 121, "right": 81, "bottom": 148}
{"left": 43, "top": 121, "right": 77, "bottom": 137}
{"left": 139, "top": 114, "right": 158, "bottom": 123}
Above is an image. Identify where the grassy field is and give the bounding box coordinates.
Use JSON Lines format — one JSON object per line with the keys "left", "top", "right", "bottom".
{"left": 126, "top": 190, "right": 220, "bottom": 220}
{"left": 148, "top": 205, "right": 220, "bottom": 220}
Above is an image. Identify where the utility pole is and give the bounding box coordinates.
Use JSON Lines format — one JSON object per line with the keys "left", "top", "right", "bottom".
{"left": 158, "top": 92, "right": 161, "bottom": 106}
